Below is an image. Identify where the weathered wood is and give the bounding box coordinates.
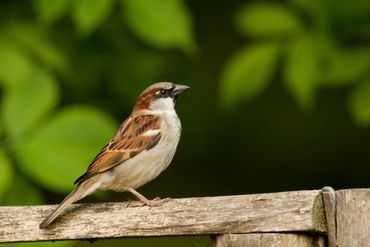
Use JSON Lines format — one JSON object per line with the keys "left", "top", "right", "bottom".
{"left": 214, "top": 233, "right": 326, "bottom": 247}
{"left": 337, "top": 189, "right": 370, "bottom": 247}
{"left": 322, "top": 186, "right": 337, "bottom": 247}
{"left": 0, "top": 190, "right": 325, "bottom": 243}
{"left": 316, "top": 236, "right": 327, "bottom": 247}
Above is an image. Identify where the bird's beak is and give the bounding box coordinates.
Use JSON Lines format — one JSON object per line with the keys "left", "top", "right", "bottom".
{"left": 173, "top": 84, "right": 190, "bottom": 96}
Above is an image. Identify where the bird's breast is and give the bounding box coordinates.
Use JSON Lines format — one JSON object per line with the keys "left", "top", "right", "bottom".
{"left": 106, "top": 112, "right": 181, "bottom": 191}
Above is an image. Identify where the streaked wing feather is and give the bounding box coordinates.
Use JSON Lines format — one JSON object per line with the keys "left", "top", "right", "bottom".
{"left": 74, "top": 114, "right": 161, "bottom": 185}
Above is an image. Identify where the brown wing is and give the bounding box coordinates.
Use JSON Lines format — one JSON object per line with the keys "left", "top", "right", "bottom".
{"left": 74, "top": 114, "right": 161, "bottom": 185}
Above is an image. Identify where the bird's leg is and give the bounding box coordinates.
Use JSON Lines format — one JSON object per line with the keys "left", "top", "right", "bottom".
{"left": 126, "top": 187, "right": 165, "bottom": 207}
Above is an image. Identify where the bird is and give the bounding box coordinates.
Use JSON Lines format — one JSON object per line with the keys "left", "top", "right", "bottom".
{"left": 39, "top": 82, "right": 189, "bottom": 229}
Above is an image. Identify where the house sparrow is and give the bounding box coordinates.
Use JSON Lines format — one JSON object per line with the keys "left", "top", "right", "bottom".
{"left": 39, "top": 82, "right": 189, "bottom": 229}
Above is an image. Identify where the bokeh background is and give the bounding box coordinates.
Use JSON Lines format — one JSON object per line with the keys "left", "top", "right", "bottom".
{"left": 1, "top": 0, "right": 370, "bottom": 246}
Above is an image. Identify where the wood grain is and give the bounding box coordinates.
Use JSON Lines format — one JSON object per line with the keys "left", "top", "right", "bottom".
{"left": 337, "top": 189, "right": 370, "bottom": 247}
{"left": 0, "top": 190, "right": 325, "bottom": 243}
{"left": 215, "top": 233, "right": 326, "bottom": 247}
{"left": 322, "top": 186, "right": 337, "bottom": 247}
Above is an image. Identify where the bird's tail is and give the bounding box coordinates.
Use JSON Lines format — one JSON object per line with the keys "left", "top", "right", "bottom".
{"left": 39, "top": 181, "right": 95, "bottom": 229}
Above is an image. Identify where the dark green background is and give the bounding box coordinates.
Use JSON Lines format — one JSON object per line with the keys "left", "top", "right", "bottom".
{"left": 1, "top": 0, "right": 370, "bottom": 246}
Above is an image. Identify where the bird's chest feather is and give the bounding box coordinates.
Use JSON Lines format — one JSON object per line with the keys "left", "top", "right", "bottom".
{"left": 106, "top": 112, "right": 181, "bottom": 190}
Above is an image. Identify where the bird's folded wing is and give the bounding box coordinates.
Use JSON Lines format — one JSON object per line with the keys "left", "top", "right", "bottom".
{"left": 74, "top": 114, "right": 161, "bottom": 184}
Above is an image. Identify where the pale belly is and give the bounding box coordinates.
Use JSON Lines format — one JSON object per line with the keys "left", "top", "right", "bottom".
{"left": 102, "top": 114, "right": 181, "bottom": 191}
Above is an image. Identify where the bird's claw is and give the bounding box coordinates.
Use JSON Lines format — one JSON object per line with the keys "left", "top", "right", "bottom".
{"left": 127, "top": 197, "right": 170, "bottom": 208}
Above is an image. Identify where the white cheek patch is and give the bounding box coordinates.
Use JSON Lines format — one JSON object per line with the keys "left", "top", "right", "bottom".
{"left": 142, "top": 129, "right": 160, "bottom": 136}
{"left": 150, "top": 97, "right": 175, "bottom": 112}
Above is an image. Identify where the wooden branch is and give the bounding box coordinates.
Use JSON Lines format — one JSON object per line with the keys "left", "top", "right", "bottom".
{"left": 0, "top": 190, "right": 326, "bottom": 243}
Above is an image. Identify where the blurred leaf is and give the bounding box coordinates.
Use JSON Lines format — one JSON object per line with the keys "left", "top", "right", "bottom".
{"left": 289, "top": 0, "right": 313, "bottom": 10}
{"left": 72, "top": 0, "right": 114, "bottom": 37}
{"left": 284, "top": 36, "right": 320, "bottom": 110}
{"left": 324, "top": 47, "right": 370, "bottom": 86}
{"left": 2, "top": 241, "right": 73, "bottom": 247}
{"left": 0, "top": 45, "right": 33, "bottom": 88}
{"left": 16, "top": 106, "right": 117, "bottom": 192}
{"left": 3, "top": 69, "right": 59, "bottom": 138}
{"left": 235, "top": 3, "right": 301, "bottom": 38}
{"left": 34, "top": 0, "right": 72, "bottom": 25}
{"left": 6, "top": 22, "right": 69, "bottom": 73}
{"left": 328, "top": 0, "right": 370, "bottom": 38}
{"left": 348, "top": 79, "right": 370, "bottom": 126}
{"left": 4, "top": 176, "right": 43, "bottom": 205}
{"left": 0, "top": 116, "right": 4, "bottom": 138}
{"left": 220, "top": 42, "right": 279, "bottom": 108}
{"left": 122, "top": 0, "right": 195, "bottom": 53}
{"left": 111, "top": 51, "right": 166, "bottom": 104}
{"left": 0, "top": 153, "right": 13, "bottom": 202}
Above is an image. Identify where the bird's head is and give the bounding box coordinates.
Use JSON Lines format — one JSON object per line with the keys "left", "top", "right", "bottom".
{"left": 134, "top": 82, "right": 189, "bottom": 112}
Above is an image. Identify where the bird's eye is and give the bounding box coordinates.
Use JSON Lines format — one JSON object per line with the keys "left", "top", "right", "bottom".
{"left": 160, "top": 89, "right": 167, "bottom": 95}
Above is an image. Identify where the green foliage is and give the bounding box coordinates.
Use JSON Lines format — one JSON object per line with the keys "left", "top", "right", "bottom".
{"left": 220, "top": 43, "right": 279, "bottom": 108}
{"left": 0, "top": 153, "right": 13, "bottom": 202}
{"left": 3, "top": 68, "right": 58, "bottom": 138}
{"left": 122, "top": 0, "right": 195, "bottom": 52}
{"left": 16, "top": 106, "right": 117, "bottom": 192}
{"left": 72, "top": 0, "right": 114, "bottom": 37}
{"left": 4, "top": 176, "right": 43, "bottom": 205}
{"left": 235, "top": 3, "right": 301, "bottom": 37}
{"left": 284, "top": 36, "right": 320, "bottom": 110}
{"left": 0, "top": 0, "right": 195, "bottom": 203}
{"left": 2, "top": 241, "right": 73, "bottom": 247}
{"left": 34, "top": 0, "right": 72, "bottom": 24}
{"left": 5, "top": 22, "right": 69, "bottom": 73}
{"left": 324, "top": 47, "right": 370, "bottom": 86}
{"left": 349, "top": 79, "right": 370, "bottom": 127}
{"left": 0, "top": 46, "right": 33, "bottom": 88}
{"left": 221, "top": 0, "right": 370, "bottom": 125}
